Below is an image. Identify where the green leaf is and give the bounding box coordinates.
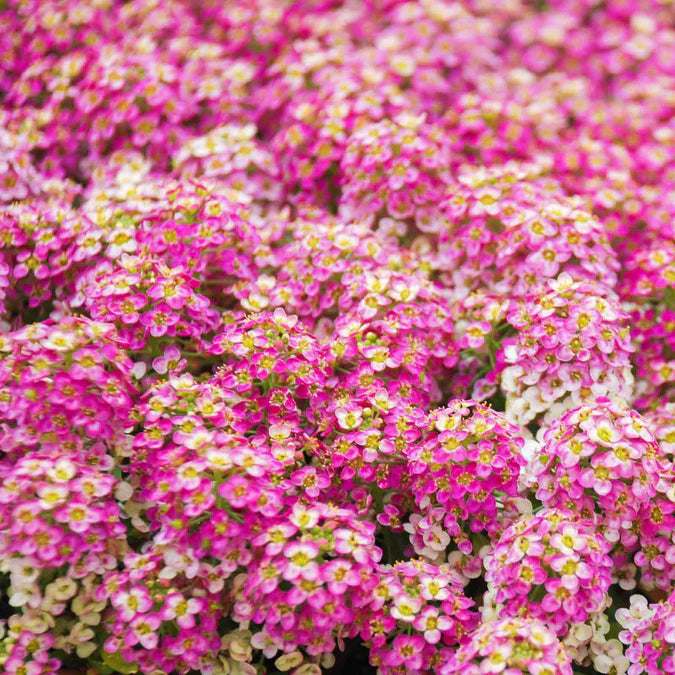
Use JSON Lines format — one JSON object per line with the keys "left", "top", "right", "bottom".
{"left": 101, "top": 650, "right": 139, "bottom": 674}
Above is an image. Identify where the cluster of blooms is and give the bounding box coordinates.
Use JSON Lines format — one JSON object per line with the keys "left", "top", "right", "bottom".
{"left": 0, "top": 200, "right": 101, "bottom": 325}
{"left": 1, "top": 1, "right": 674, "bottom": 674}
{"left": 619, "top": 237, "right": 675, "bottom": 411}
{"left": 439, "top": 73, "right": 578, "bottom": 168}
{"left": 172, "top": 123, "right": 282, "bottom": 204}
{"left": 617, "top": 594, "right": 675, "bottom": 675}
{"left": 235, "top": 502, "right": 382, "bottom": 663}
{"left": 645, "top": 401, "right": 675, "bottom": 459}
{"left": 129, "top": 310, "right": 332, "bottom": 534}
{"left": 5, "top": 0, "right": 260, "bottom": 185}
{"left": 436, "top": 162, "right": 619, "bottom": 297}
{"left": 308, "top": 364, "right": 425, "bottom": 516}
{"left": 404, "top": 400, "right": 527, "bottom": 566}
{"left": 268, "top": 59, "right": 410, "bottom": 207}
{"left": 261, "top": 0, "right": 509, "bottom": 206}
{"left": 95, "top": 545, "right": 228, "bottom": 674}
{"left": 0, "top": 450, "right": 126, "bottom": 573}
{"left": 0, "top": 317, "right": 137, "bottom": 461}
{"left": 0, "top": 317, "right": 136, "bottom": 673}
{"left": 497, "top": 274, "right": 635, "bottom": 426}
{"left": 114, "top": 181, "right": 261, "bottom": 295}
{"left": 451, "top": 272, "right": 636, "bottom": 428}
{"left": 440, "top": 617, "right": 573, "bottom": 675}
{"left": 82, "top": 254, "right": 221, "bottom": 352}
{"left": 0, "top": 451, "right": 126, "bottom": 667}
{"left": 362, "top": 560, "right": 477, "bottom": 675}
{"left": 231, "top": 214, "right": 423, "bottom": 322}
{"left": 339, "top": 113, "right": 452, "bottom": 232}
{"left": 483, "top": 509, "right": 614, "bottom": 638}
{"left": 529, "top": 399, "right": 675, "bottom": 588}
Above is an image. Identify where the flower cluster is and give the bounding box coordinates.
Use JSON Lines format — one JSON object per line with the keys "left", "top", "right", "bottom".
{"left": 483, "top": 510, "right": 613, "bottom": 638}
{"left": 0, "top": 317, "right": 137, "bottom": 462}
{"left": 125, "top": 311, "right": 338, "bottom": 598}
{"left": 530, "top": 400, "right": 672, "bottom": 552}
{"left": 1, "top": 0, "right": 674, "bottom": 674}
{"left": 405, "top": 400, "right": 527, "bottom": 564}
{"left": 173, "top": 123, "right": 282, "bottom": 204}
{"left": 440, "top": 617, "right": 573, "bottom": 675}
{"left": 0, "top": 451, "right": 126, "bottom": 573}
{"left": 362, "top": 560, "right": 477, "bottom": 674}
{"left": 498, "top": 274, "right": 635, "bottom": 426}
{"left": 5, "top": 1, "right": 258, "bottom": 183}
{"left": 0, "top": 450, "right": 127, "bottom": 672}
{"left": 437, "top": 163, "right": 619, "bottom": 298}
{"left": 0, "top": 200, "right": 103, "bottom": 325}
{"left": 619, "top": 238, "right": 675, "bottom": 411}
{"left": 235, "top": 502, "right": 382, "bottom": 663}
{"left": 339, "top": 114, "right": 452, "bottom": 233}
{"left": 307, "top": 366, "right": 423, "bottom": 514}
{"left": 617, "top": 594, "right": 675, "bottom": 675}
{"left": 82, "top": 253, "right": 220, "bottom": 351}
{"left": 96, "top": 546, "right": 226, "bottom": 674}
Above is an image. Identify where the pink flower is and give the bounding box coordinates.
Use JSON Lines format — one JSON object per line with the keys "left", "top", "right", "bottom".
{"left": 218, "top": 475, "right": 257, "bottom": 509}
{"left": 141, "top": 303, "right": 180, "bottom": 338}
{"left": 112, "top": 587, "right": 153, "bottom": 622}
{"left": 283, "top": 542, "right": 320, "bottom": 581}
{"left": 125, "top": 614, "right": 161, "bottom": 649}
{"left": 390, "top": 594, "right": 423, "bottom": 623}
{"left": 413, "top": 607, "right": 452, "bottom": 644}
{"left": 152, "top": 346, "right": 186, "bottom": 375}
{"left": 386, "top": 634, "right": 425, "bottom": 670}
{"left": 160, "top": 593, "right": 203, "bottom": 629}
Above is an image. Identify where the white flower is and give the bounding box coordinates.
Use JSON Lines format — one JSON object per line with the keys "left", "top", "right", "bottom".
{"left": 336, "top": 406, "right": 363, "bottom": 430}
{"left": 45, "top": 577, "right": 78, "bottom": 602}
{"left": 269, "top": 423, "right": 292, "bottom": 442}
{"left": 505, "top": 396, "right": 532, "bottom": 427}
{"left": 422, "top": 525, "right": 451, "bottom": 552}
{"left": 6, "top": 560, "right": 39, "bottom": 585}
{"left": 241, "top": 292, "right": 269, "bottom": 312}
{"left": 114, "top": 481, "right": 133, "bottom": 502}
{"left": 46, "top": 458, "right": 77, "bottom": 482}
{"left": 592, "top": 639, "right": 629, "bottom": 675}
{"left": 42, "top": 330, "right": 77, "bottom": 351}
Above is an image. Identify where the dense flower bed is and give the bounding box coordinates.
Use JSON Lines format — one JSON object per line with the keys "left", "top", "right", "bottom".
{"left": 0, "top": 1, "right": 674, "bottom": 674}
